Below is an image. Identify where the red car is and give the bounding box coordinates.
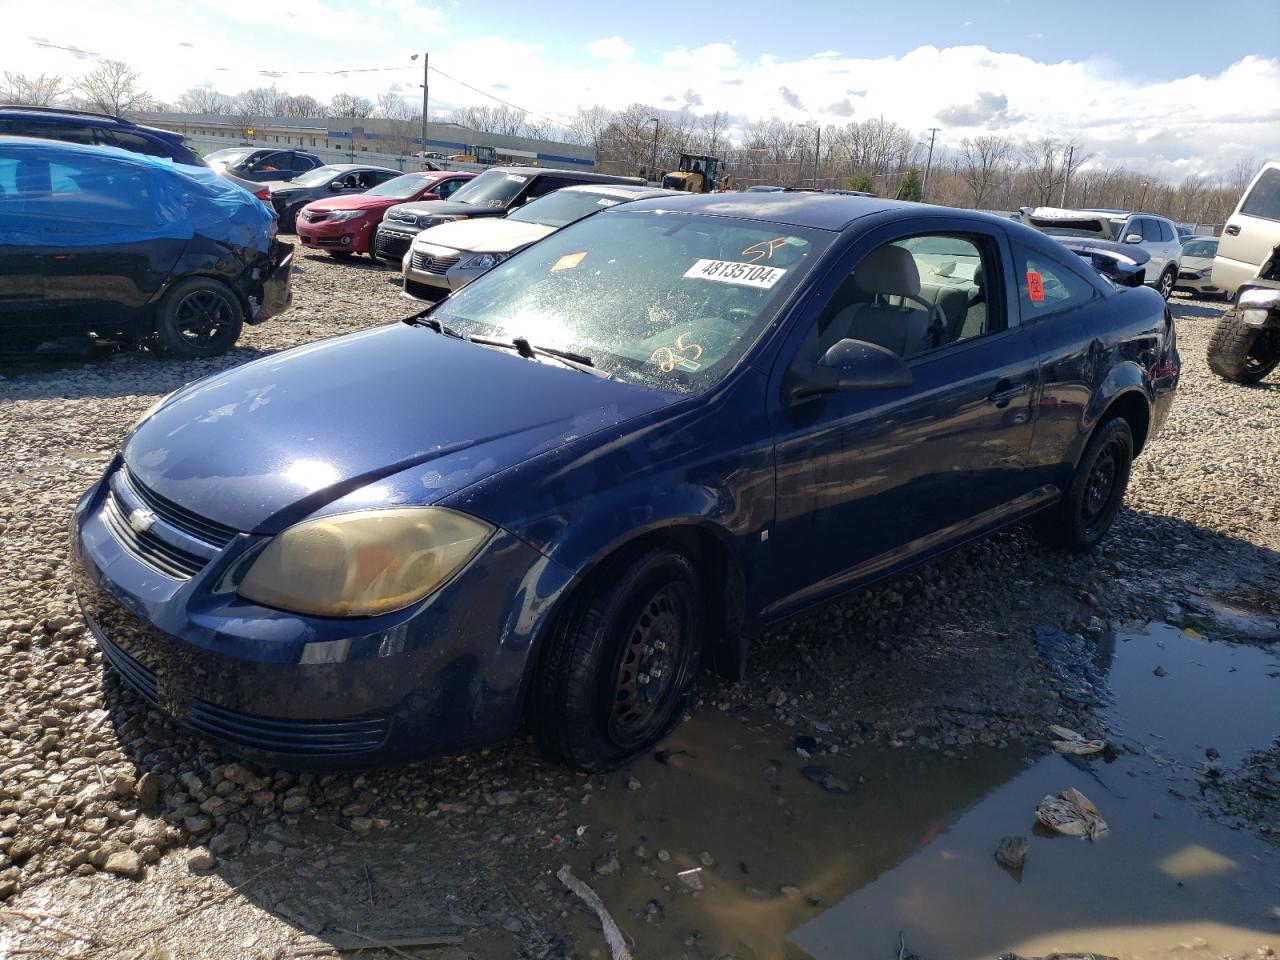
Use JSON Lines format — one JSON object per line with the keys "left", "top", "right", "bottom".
{"left": 295, "top": 171, "right": 475, "bottom": 258}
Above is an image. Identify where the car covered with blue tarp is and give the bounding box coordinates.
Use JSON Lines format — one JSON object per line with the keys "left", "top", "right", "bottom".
{"left": 0, "top": 135, "right": 292, "bottom": 357}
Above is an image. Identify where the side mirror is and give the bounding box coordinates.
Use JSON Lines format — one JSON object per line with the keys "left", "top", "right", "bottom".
{"left": 420, "top": 192, "right": 439, "bottom": 201}
{"left": 329, "top": 180, "right": 345, "bottom": 192}
{"left": 786, "top": 339, "right": 912, "bottom": 403}
{"left": 1124, "top": 233, "right": 1143, "bottom": 244}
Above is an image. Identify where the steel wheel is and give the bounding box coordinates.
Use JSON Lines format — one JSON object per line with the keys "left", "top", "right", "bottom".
{"left": 607, "top": 582, "right": 692, "bottom": 750}
{"left": 1080, "top": 438, "right": 1122, "bottom": 532}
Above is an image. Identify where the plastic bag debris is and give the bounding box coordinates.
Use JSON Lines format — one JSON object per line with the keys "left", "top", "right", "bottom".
{"left": 1049, "top": 725, "right": 1107, "bottom": 756}
{"left": 1036, "top": 788, "right": 1109, "bottom": 840}
{"left": 0, "top": 137, "right": 273, "bottom": 253}
{"left": 1034, "top": 625, "right": 1106, "bottom": 704}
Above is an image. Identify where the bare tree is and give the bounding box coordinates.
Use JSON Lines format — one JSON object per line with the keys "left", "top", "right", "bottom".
{"left": 177, "top": 85, "right": 234, "bottom": 115}
{"left": 236, "top": 86, "right": 286, "bottom": 120}
{"left": 75, "top": 59, "right": 151, "bottom": 115}
{"left": 375, "top": 89, "right": 416, "bottom": 122}
{"left": 279, "top": 94, "right": 325, "bottom": 118}
{"left": 328, "top": 92, "right": 373, "bottom": 119}
{"left": 958, "top": 135, "right": 1014, "bottom": 208}
{"left": 1021, "top": 137, "right": 1063, "bottom": 207}
{"left": 1, "top": 72, "right": 67, "bottom": 106}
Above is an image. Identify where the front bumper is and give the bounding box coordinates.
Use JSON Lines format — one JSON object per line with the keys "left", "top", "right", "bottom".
{"left": 1175, "top": 270, "right": 1223, "bottom": 295}
{"left": 70, "top": 462, "right": 574, "bottom": 769}
{"left": 297, "top": 218, "right": 376, "bottom": 254}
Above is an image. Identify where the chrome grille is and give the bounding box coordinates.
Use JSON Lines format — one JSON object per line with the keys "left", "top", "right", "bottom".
{"left": 101, "top": 467, "right": 237, "bottom": 580}
{"left": 410, "top": 251, "right": 460, "bottom": 275}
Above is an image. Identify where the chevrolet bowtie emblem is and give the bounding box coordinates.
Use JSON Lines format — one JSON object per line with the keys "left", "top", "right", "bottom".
{"left": 128, "top": 508, "right": 158, "bottom": 534}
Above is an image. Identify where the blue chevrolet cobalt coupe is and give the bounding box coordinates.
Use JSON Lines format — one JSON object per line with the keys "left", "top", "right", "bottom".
{"left": 72, "top": 194, "right": 1180, "bottom": 771}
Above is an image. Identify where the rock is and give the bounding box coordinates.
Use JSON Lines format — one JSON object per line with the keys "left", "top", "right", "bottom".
{"left": 656, "top": 848, "right": 671, "bottom": 862}
{"left": 349, "top": 817, "right": 373, "bottom": 835}
{"left": 0, "top": 879, "right": 15, "bottom": 901}
{"left": 186, "top": 846, "right": 216, "bottom": 872}
{"left": 995, "top": 836, "right": 1029, "bottom": 870}
{"left": 801, "top": 765, "right": 851, "bottom": 793}
{"left": 280, "top": 793, "right": 309, "bottom": 814}
{"left": 677, "top": 867, "right": 703, "bottom": 891}
{"left": 183, "top": 816, "right": 213, "bottom": 835}
{"left": 135, "top": 772, "right": 161, "bottom": 811}
{"left": 592, "top": 849, "right": 620, "bottom": 876}
{"left": 502, "top": 914, "right": 525, "bottom": 934}
{"left": 1036, "top": 789, "right": 1110, "bottom": 841}
{"left": 624, "top": 776, "right": 641, "bottom": 791}
{"left": 103, "top": 849, "right": 143, "bottom": 878}
{"left": 698, "top": 851, "right": 715, "bottom": 867}
{"left": 766, "top": 687, "right": 787, "bottom": 707}
{"left": 1154, "top": 665, "right": 1168, "bottom": 677}
{"left": 208, "top": 822, "right": 248, "bottom": 856}
{"left": 1048, "top": 725, "right": 1107, "bottom": 757}
{"left": 112, "top": 774, "right": 136, "bottom": 798}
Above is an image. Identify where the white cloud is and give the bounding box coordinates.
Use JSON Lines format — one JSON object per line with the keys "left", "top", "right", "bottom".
{"left": 663, "top": 43, "right": 740, "bottom": 70}
{"left": 586, "top": 36, "right": 633, "bottom": 62}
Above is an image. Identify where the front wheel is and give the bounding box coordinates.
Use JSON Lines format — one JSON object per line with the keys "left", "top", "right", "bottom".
{"left": 1032, "top": 417, "right": 1133, "bottom": 552}
{"left": 1206, "top": 308, "right": 1280, "bottom": 384}
{"left": 154, "top": 277, "right": 244, "bottom": 358}
{"left": 531, "top": 547, "right": 704, "bottom": 771}
{"left": 1156, "top": 268, "right": 1176, "bottom": 300}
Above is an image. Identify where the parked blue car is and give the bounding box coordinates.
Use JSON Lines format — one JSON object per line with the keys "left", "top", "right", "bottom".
{"left": 72, "top": 194, "right": 1180, "bottom": 771}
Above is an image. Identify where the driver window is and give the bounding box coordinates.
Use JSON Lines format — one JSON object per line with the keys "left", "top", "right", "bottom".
{"left": 809, "top": 233, "right": 996, "bottom": 361}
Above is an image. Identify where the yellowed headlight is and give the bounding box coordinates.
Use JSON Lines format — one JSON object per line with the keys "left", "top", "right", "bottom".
{"left": 237, "top": 507, "right": 494, "bottom": 617}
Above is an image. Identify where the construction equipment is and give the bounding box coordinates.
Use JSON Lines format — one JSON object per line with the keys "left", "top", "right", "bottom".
{"left": 662, "top": 153, "right": 732, "bottom": 193}
{"left": 447, "top": 145, "right": 496, "bottom": 165}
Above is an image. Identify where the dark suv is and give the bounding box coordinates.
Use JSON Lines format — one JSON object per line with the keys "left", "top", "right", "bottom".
{"left": 374, "top": 166, "right": 644, "bottom": 263}
{"left": 0, "top": 105, "right": 203, "bottom": 166}
{"left": 205, "top": 147, "right": 323, "bottom": 183}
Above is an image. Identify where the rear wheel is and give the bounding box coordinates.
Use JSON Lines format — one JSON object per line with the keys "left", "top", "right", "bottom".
{"left": 154, "top": 278, "right": 244, "bottom": 358}
{"left": 1156, "top": 268, "right": 1176, "bottom": 300}
{"left": 1032, "top": 417, "right": 1133, "bottom": 552}
{"left": 1206, "top": 308, "right": 1280, "bottom": 384}
{"left": 531, "top": 547, "right": 704, "bottom": 771}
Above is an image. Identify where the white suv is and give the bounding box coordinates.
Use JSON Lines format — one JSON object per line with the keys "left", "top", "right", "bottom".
{"left": 1213, "top": 160, "right": 1280, "bottom": 298}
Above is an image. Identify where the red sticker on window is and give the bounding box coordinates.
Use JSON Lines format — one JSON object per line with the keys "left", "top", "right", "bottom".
{"left": 1027, "top": 271, "right": 1045, "bottom": 302}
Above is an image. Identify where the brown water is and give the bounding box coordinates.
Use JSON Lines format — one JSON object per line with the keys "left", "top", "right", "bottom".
{"left": 565, "top": 624, "right": 1280, "bottom": 959}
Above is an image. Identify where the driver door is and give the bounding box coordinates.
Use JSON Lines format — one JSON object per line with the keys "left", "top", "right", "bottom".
{"left": 763, "top": 217, "right": 1045, "bottom": 618}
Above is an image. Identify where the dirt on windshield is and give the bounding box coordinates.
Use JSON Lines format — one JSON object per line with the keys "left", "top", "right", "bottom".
{"left": 2, "top": 259, "right": 1278, "bottom": 959}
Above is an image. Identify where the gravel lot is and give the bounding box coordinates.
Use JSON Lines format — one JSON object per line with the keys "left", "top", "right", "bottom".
{"left": 1, "top": 251, "right": 1277, "bottom": 959}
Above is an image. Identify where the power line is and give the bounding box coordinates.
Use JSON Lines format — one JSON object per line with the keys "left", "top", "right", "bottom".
{"left": 426, "top": 64, "right": 568, "bottom": 132}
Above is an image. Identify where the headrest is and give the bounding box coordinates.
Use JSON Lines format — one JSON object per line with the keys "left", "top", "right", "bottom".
{"left": 855, "top": 245, "right": 921, "bottom": 298}
{"left": 973, "top": 264, "right": 985, "bottom": 287}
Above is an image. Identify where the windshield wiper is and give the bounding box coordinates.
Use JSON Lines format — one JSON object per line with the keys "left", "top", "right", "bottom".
{"left": 404, "top": 310, "right": 465, "bottom": 339}
{"left": 469, "top": 334, "right": 612, "bottom": 378}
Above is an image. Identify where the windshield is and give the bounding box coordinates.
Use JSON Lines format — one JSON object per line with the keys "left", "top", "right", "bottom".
{"left": 432, "top": 210, "right": 833, "bottom": 394}
{"left": 508, "top": 189, "right": 625, "bottom": 228}
{"left": 365, "top": 173, "right": 434, "bottom": 200}
{"left": 449, "top": 169, "right": 529, "bottom": 208}
{"left": 291, "top": 166, "right": 344, "bottom": 188}
{"left": 1182, "top": 238, "right": 1218, "bottom": 258}
{"left": 205, "top": 148, "right": 254, "bottom": 165}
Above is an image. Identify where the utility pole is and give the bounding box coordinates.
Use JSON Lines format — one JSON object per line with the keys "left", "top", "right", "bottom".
{"left": 922, "top": 127, "right": 940, "bottom": 202}
{"left": 412, "top": 52, "right": 429, "bottom": 169}
{"left": 814, "top": 125, "right": 821, "bottom": 188}
{"left": 1060, "top": 142, "right": 1075, "bottom": 207}
{"left": 648, "top": 117, "right": 660, "bottom": 183}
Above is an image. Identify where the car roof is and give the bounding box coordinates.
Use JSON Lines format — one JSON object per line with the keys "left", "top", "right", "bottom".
{"left": 554, "top": 183, "right": 682, "bottom": 200}
{"left": 313, "top": 163, "right": 401, "bottom": 173}
{"left": 488, "top": 165, "right": 644, "bottom": 184}
{"left": 0, "top": 104, "right": 126, "bottom": 125}
{"left": 616, "top": 191, "right": 956, "bottom": 231}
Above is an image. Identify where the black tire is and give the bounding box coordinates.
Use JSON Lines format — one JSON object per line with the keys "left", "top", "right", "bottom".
{"left": 282, "top": 205, "right": 305, "bottom": 233}
{"left": 1033, "top": 417, "right": 1133, "bottom": 552}
{"left": 1206, "top": 308, "right": 1280, "bottom": 384}
{"left": 1155, "top": 268, "right": 1176, "bottom": 300}
{"left": 154, "top": 277, "right": 244, "bottom": 358}
{"left": 531, "top": 547, "right": 704, "bottom": 771}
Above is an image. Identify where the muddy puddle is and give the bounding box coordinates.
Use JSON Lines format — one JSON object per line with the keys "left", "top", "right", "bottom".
{"left": 565, "top": 624, "right": 1280, "bottom": 959}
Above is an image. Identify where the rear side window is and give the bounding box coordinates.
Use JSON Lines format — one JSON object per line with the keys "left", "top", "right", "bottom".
{"left": 1157, "top": 220, "right": 1174, "bottom": 242}
{"left": 1241, "top": 167, "right": 1280, "bottom": 222}
{"left": 525, "top": 175, "right": 580, "bottom": 199}
{"left": 1015, "top": 243, "right": 1098, "bottom": 318}
{"left": 1141, "top": 218, "right": 1162, "bottom": 242}
{"left": 1, "top": 154, "right": 157, "bottom": 228}
{"left": 290, "top": 154, "right": 315, "bottom": 173}
{"left": 97, "top": 129, "right": 171, "bottom": 159}
{"left": 4, "top": 119, "right": 97, "bottom": 145}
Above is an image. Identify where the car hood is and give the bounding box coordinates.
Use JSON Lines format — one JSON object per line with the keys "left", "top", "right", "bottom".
{"left": 388, "top": 200, "right": 505, "bottom": 221}
{"left": 1181, "top": 255, "right": 1214, "bottom": 270}
{"left": 123, "top": 323, "right": 673, "bottom": 534}
{"left": 304, "top": 194, "right": 400, "bottom": 212}
{"left": 1020, "top": 207, "right": 1114, "bottom": 238}
{"left": 411, "top": 217, "right": 555, "bottom": 254}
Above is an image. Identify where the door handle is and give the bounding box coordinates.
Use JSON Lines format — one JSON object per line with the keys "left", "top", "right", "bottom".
{"left": 1225, "top": 224, "right": 1240, "bottom": 236}
{"left": 987, "top": 382, "right": 1028, "bottom": 407}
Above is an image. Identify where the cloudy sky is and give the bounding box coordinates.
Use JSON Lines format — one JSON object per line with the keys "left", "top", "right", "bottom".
{"left": 6, "top": 0, "right": 1279, "bottom": 180}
